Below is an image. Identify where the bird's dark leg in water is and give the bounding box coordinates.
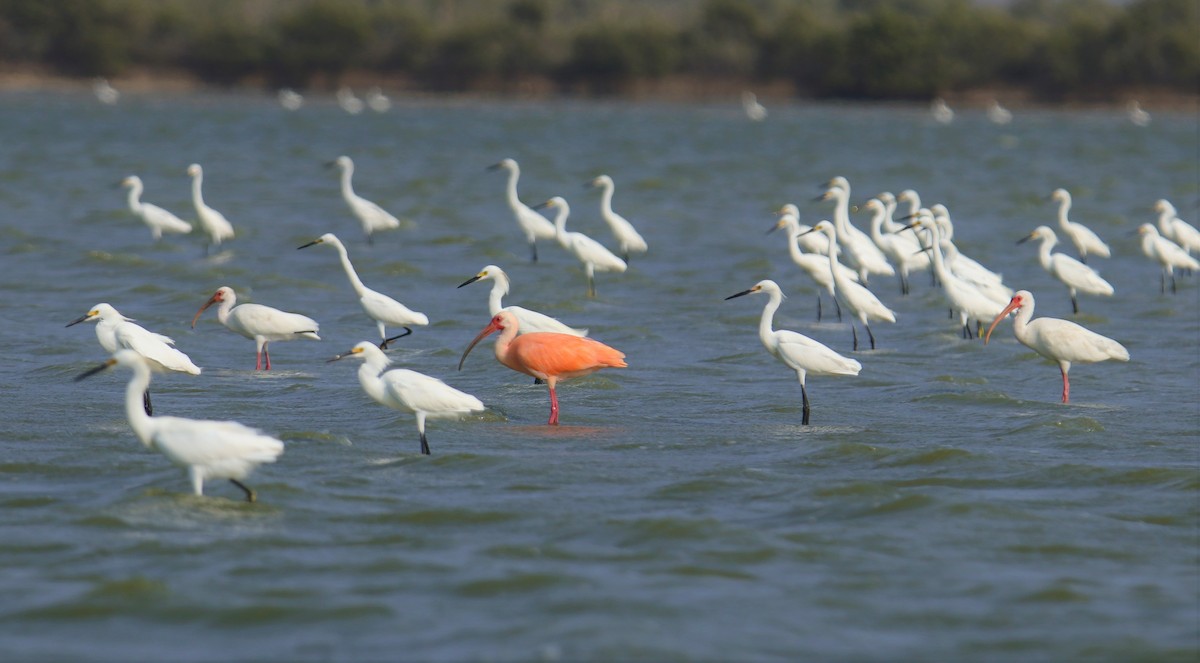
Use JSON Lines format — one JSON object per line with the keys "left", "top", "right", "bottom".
{"left": 801, "top": 383, "right": 810, "bottom": 425}
{"left": 143, "top": 389, "right": 153, "bottom": 416}
{"left": 230, "top": 479, "right": 256, "bottom": 503}
{"left": 380, "top": 327, "right": 413, "bottom": 350}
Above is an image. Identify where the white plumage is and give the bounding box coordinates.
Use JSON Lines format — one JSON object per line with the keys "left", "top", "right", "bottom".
{"left": 817, "top": 179, "right": 894, "bottom": 283}
{"left": 1137, "top": 223, "right": 1200, "bottom": 294}
{"left": 803, "top": 220, "right": 897, "bottom": 351}
{"left": 76, "top": 350, "right": 283, "bottom": 502}
{"left": 539, "top": 197, "right": 627, "bottom": 298}
{"left": 330, "top": 155, "right": 403, "bottom": 242}
{"left": 299, "top": 233, "right": 428, "bottom": 347}
{"left": 1019, "top": 225, "right": 1114, "bottom": 314}
{"left": 905, "top": 215, "right": 1007, "bottom": 339}
{"left": 192, "top": 286, "right": 320, "bottom": 370}
{"left": 489, "top": 158, "right": 557, "bottom": 262}
{"left": 985, "top": 290, "right": 1129, "bottom": 403}
{"left": 1154, "top": 199, "right": 1200, "bottom": 254}
{"left": 1051, "top": 188, "right": 1111, "bottom": 262}
{"left": 587, "top": 174, "right": 648, "bottom": 262}
{"left": 186, "top": 164, "right": 235, "bottom": 250}
{"left": 725, "top": 280, "right": 861, "bottom": 425}
{"left": 330, "top": 342, "right": 484, "bottom": 455}
{"left": 120, "top": 175, "right": 192, "bottom": 240}
{"left": 769, "top": 212, "right": 859, "bottom": 322}
{"left": 457, "top": 264, "right": 587, "bottom": 336}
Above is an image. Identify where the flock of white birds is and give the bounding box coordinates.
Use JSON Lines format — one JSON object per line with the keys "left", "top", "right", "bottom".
{"left": 81, "top": 87, "right": 1192, "bottom": 505}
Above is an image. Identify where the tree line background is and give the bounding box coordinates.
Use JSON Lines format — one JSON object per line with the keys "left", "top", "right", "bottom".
{"left": 0, "top": 0, "right": 1195, "bottom": 102}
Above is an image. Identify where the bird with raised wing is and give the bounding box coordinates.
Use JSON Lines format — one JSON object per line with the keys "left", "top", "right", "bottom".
{"left": 459, "top": 311, "right": 626, "bottom": 425}
{"left": 192, "top": 286, "right": 320, "bottom": 370}
{"left": 726, "top": 280, "right": 861, "bottom": 425}
{"left": 985, "top": 290, "right": 1128, "bottom": 403}
{"left": 76, "top": 350, "right": 283, "bottom": 502}
{"left": 330, "top": 342, "right": 484, "bottom": 455}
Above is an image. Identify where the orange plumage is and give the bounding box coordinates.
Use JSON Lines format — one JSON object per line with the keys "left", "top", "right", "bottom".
{"left": 460, "top": 311, "right": 626, "bottom": 425}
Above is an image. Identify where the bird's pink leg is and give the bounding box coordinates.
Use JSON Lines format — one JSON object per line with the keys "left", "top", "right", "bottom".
{"left": 264, "top": 344, "right": 271, "bottom": 371}
{"left": 255, "top": 350, "right": 262, "bottom": 371}
{"left": 1060, "top": 366, "right": 1070, "bottom": 404}
{"left": 547, "top": 384, "right": 559, "bottom": 425}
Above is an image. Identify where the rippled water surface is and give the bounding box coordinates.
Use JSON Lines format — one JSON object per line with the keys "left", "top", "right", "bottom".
{"left": 1, "top": 91, "right": 1197, "bottom": 661}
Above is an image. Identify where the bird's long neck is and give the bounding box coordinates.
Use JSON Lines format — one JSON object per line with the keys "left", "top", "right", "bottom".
{"left": 925, "top": 225, "right": 953, "bottom": 284}
{"left": 488, "top": 275, "right": 510, "bottom": 316}
{"left": 867, "top": 207, "right": 887, "bottom": 242}
{"left": 598, "top": 182, "right": 615, "bottom": 216}
{"left": 331, "top": 239, "right": 367, "bottom": 295}
{"left": 1010, "top": 300, "right": 1034, "bottom": 344}
{"left": 216, "top": 294, "right": 235, "bottom": 325}
{"left": 357, "top": 359, "right": 390, "bottom": 405}
{"left": 504, "top": 168, "right": 521, "bottom": 209}
{"left": 1056, "top": 197, "right": 1071, "bottom": 228}
{"left": 785, "top": 228, "right": 808, "bottom": 262}
{"left": 123, "top": 363, "right": 155, "bottom": 448}
{"left": 905, "top": 195, "right": 921, "bottom": 221}
{"left": 881, "top": 200, "right": 901, "bottom": 233}
{"left": 340, "top": 165, "right": 355, "bottom": 201}
{"left": 492, "top": 323, "right": 523, "bottom": 373}
{"left": 1156, "top": 207, "right": 1174, "bottom": 234}
{"left": 758, "top": 290, "right": 782, "bottom": 349}
{"left": 832, "top": 190, "right": 850, "bottom": 231}
{"left": 553, "top": 207, "right": 571, "bottom": 247}
{"left": 126, "top": 183, "right": 143, "bottom": 212}
{"left": 190, "top": 172, "right": 205, "bottom": 209}
{"left": 1037, "top": 235, "right": 1056, "bottom": 271}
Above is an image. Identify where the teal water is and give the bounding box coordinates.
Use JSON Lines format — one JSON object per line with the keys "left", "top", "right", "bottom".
{"left": 0, "top": 90, "right": 1197, "bottom": 661}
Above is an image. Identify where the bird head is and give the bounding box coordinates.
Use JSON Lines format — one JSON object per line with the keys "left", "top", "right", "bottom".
{"left": 984, "top": 291, "right": 1029, "bottom": 345}
{"left": 192, "top": 287, "right": 232, "bottom": 328}
{"left": 459, "top": 312, "right": 514, "bottom": 371}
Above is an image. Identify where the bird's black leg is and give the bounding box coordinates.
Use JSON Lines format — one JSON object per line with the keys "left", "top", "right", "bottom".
{"left": 835, "top": 298, "right": 843, "bottom": 321}
{"left": 900, "top": 273, "right": 909, "bottom": 296}
{"left": 230, "top": 479, "right": 256, "bottom": 503}
{"left": 852, "top": 325, "right": 859, "bottom": 352}
{"left": 143, "top": 389, "right": 153, "bottom": 416}
{"left": 530, "top": 242, "right": 538, "bottom": 263}
{"left": 1171, "top": 274, "right": 1177, "bottom": 294}
{"left": 816, "top": 295, "right": 823, "bottom": 322}
{"left": 1071, "top": 295, "right": 1079, "bottom": 315}
{"left": 380, "top": 327, "right": 414, "bottom": 349}
{"left": 587, "top": 274, "right": 596, "bottom": 298}
{"left": 866, "top": 324, "right": 876, "bottom": 349}
{"left": 419, "top": 432, "right": 431, "bottom": 456}
{"left": 976, "top": 320, "right": 982, "bottom": 338}
{"left": 801, "top": 384, "right": 810, "bottom": 426}
{"left": 1160, "top": 272, "right": 1166, "bottom": 294}
{"left": 623, "top": 252, "right": 630, "bottom": 264}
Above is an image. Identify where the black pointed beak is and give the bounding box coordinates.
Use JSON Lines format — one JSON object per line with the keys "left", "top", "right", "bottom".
{"left": 458, "top": 274, "right": 484, "bottom": 288}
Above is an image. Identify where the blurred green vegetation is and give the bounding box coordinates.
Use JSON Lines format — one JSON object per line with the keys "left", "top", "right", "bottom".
{"left": 0, "top": 0, "right": 1194, "bottom": 100}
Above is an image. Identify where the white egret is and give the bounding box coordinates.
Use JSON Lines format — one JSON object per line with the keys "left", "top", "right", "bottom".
{"left": 120, "top": 175, "right": 192, "bottom": 241}
{"left": 987, "top": 100, "right": 1013, "bottom": 125}
{"left": 1136, "top": 224, "right": 1199, "bottom": 294}
{"left": 67, "top": 303, "right": 201, "bottom": 415}
{"left": 298, "top": 233, "right": 428, "bottom": 347}
{"left": 801, "top": 221, "right": 897, "bottom": 351}
{"left": 186, "top": 164, "right": 235, "bottom": 252}
{"left": 192, "top": 286, "right": 320, "bottom": 370}
{"left": 768, "top": 212, "right": 859, "bottom": 321}
{"left": 1050, "top": 188, "right": 1111, "bottom": 262}
{"left": 336, "top": 87, "right": 364, "bottom": 114}
{"left": 778, "top": 203, "right": 831, "bottom": 256}
{"left": 537, "top": 197, "right": 627, "bottom": 298}
{"left": 931, "top": 98, "right": 954, "bottom": 124}
{"left": 903, "top": 215, "right": 1007, "bottom": 339}
{"left": 928, "top": 204, "right": 1009, "bottom": 295}
{"left": 1127, "top": 101, "right": 1151, "bottom": 126}
{"left": 328, "top": 155, "right": 404, "bottom": 243}
{"left": 725, "top": 280, "right": 861, "bottom": 425}
{"left": 586, "top": 174, "right": 648, "bottom": 263}
{"left": 365, "top": 87, "right": 391, "bottom": 113}
{"left": 816, "top": 180, "right": 894, "bottom": 283}
{"left": 985, "top": 290, "right": 1129, "bottom": 404}
{"left": 76, "top": 350, "right": 283, "bottom": 502}
{"left": 329, "top": 342, "right": 484, "bottom": 455}
{"left": 457, "top": 264, "right": 587, "bottom": 336}
{"left": 488, "top": 158, "right": 557, "bottom": 262}
{"left": 741, "top": 91, "right": 767, "bottom": 121}
{"left": 1018, "top": 226, "right": 1114, "bottom": 314}
{"left": 278, "top": 88, "right": 303, "bottom": 111}
{"left": 92, "top": 78, "right": 119, "bottom": 105}
{"left": 865, "top": 198, "right": 928, "bottom": 295}
{"left": 1154, "top": 199, "right": 1200, "bottom": 254}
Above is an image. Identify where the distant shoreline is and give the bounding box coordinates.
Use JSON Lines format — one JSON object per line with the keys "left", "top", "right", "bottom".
{"left": 2, "top": 66, "right": 1197, "bottom": 112}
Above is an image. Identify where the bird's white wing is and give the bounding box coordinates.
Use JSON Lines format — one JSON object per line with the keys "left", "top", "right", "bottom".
{"left": 235, "top": 303, "right": 320, "bottom": 335}
{"left": 360, "top": 289, "right": 429, "bottom": 326}
{"left": 351, "top": 196, "right": 403, "bottom": 230}
{"left": 142, "top": 203, "right": 193, "bottom": 233}
{"left": 1051, "top": 255, "right": 1115, "bottom": 295}
{"left": 383, "top": 369, "right": 485, "bottom": 416}
{"left": 505, "top": 305, "right": 587, "bottom": 336}
{"left": 775, "top": 330, "right": 862, "bottom": 376}
{"left": 115, "top": 322, "right": 201, "bottom": 374}
{"left": 150, "top": 417, "right": 283, "bottom": 472}
{"left": 569, "top": 232, "right": 627, "bottom": 272}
